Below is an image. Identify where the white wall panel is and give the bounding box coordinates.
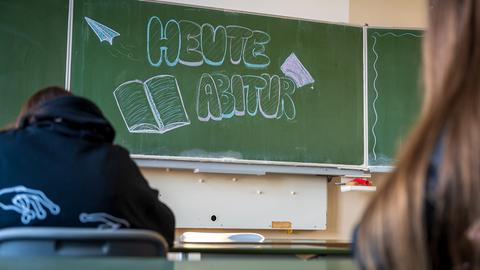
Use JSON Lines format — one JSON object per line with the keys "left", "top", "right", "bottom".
{"left": 154, "top": 0, "right": 349, "bottom": 23}
{"left": 145, "top": 169, "right": 327, "bottom": 230}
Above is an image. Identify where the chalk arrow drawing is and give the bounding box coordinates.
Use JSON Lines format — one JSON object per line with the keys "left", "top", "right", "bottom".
{"left": 85, "top": 17, "right": 120, "bottom": 45}
{"left": 281, "top": 53, "right": 315, "bottom": 88}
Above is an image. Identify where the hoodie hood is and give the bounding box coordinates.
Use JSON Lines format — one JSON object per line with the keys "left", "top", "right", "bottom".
{"left": 19, "top": 96, "right": 115, "bottom": 143}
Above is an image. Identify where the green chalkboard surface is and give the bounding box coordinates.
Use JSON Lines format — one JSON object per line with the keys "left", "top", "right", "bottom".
{"left": 71, "top": 0, "right": 364, "bottom": 166}
{"left": 367, "top": 28, "right": 423, "bottom": 166}
{"left": 0, "top": 0, "right": 68, "bottom": 128}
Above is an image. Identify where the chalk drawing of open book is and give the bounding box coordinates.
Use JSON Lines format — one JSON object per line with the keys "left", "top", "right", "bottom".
{"left": 113, "top": 75, "right": 190, "bottom": 134}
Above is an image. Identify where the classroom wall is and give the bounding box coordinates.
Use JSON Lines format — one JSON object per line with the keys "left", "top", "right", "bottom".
{"left": 141, "top": 0, "right": 427, "bottom": 241}
{"left": 349, "top": 0, "right": 427, "bottom": 28}
{"left": 162, "top": 0, "right": 350, "bottom": 23}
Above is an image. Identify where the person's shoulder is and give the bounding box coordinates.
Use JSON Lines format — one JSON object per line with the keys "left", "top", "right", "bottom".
{"left": 104, "top": 144, "right": 139, "bottom": 170}
{"left": 0, "top": 129, "right": 29, "bottom": 160}
{"left": 0, "top": 129, "right": 24, "bottom": 146}
{"left": 0, "top": 128, "right": 18, "bottom": 136}
{"left": 108, "top": 144, "right": 132, "bottom": 158}
{"left": 103, "top": 144, "right": 146, "bottom": 188}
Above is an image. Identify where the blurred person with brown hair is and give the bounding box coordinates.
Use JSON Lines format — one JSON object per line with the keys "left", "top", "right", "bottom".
{"left": 355, "top": 0, "right": 480, "bottom": 269}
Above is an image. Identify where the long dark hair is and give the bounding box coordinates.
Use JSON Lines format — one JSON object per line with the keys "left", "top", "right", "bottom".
{"left": 357, "top": 0, "right": 480, "bottom": 269}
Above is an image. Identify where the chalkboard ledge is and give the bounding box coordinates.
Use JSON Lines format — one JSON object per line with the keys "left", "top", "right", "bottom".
{"left": 133, "top": 155, "right": 367, "bottom": 176}
{"left": 367, "top": 166, "right": 394, "bottom": 173}
{"left": 340, "top": 185, "right": 377, "bottom": 192}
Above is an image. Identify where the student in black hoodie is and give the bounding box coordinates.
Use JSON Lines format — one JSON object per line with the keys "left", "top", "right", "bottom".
{"left": 0, "top": 86, "right": 175, "bottom": 246}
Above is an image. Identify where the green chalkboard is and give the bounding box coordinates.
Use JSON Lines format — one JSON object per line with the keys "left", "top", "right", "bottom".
{"left": 0, "top": 0, "right": 68, "bottom": 128}
{"left": 71, "top": 0, "right": 364, "bottom": 166}
{"left": 367, "top": 28, "right": 423, "bottom": 166}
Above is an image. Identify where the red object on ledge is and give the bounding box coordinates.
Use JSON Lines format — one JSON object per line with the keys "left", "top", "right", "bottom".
{"left": 351, "top": 178, "right": 372, "bottom": 186}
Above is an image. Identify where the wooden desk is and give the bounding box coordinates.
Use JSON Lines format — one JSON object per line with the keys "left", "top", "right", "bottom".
{"left": 0, "top": 258, "right": 357, "bottom": 270}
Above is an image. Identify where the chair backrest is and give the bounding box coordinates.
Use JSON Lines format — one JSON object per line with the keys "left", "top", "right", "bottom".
{"left": 0, "top": 227, "right": 168, "bottom": 257}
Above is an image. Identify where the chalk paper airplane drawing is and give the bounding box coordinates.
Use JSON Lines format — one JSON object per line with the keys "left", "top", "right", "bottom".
{"left": 281, "top": 53, "right": 315, "bottom": 88}
{"left": 114, "top": 75, "right": 191, "bottom": 134}
{"left": 84, "top": 17, "right": 120, "bottom": 45}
